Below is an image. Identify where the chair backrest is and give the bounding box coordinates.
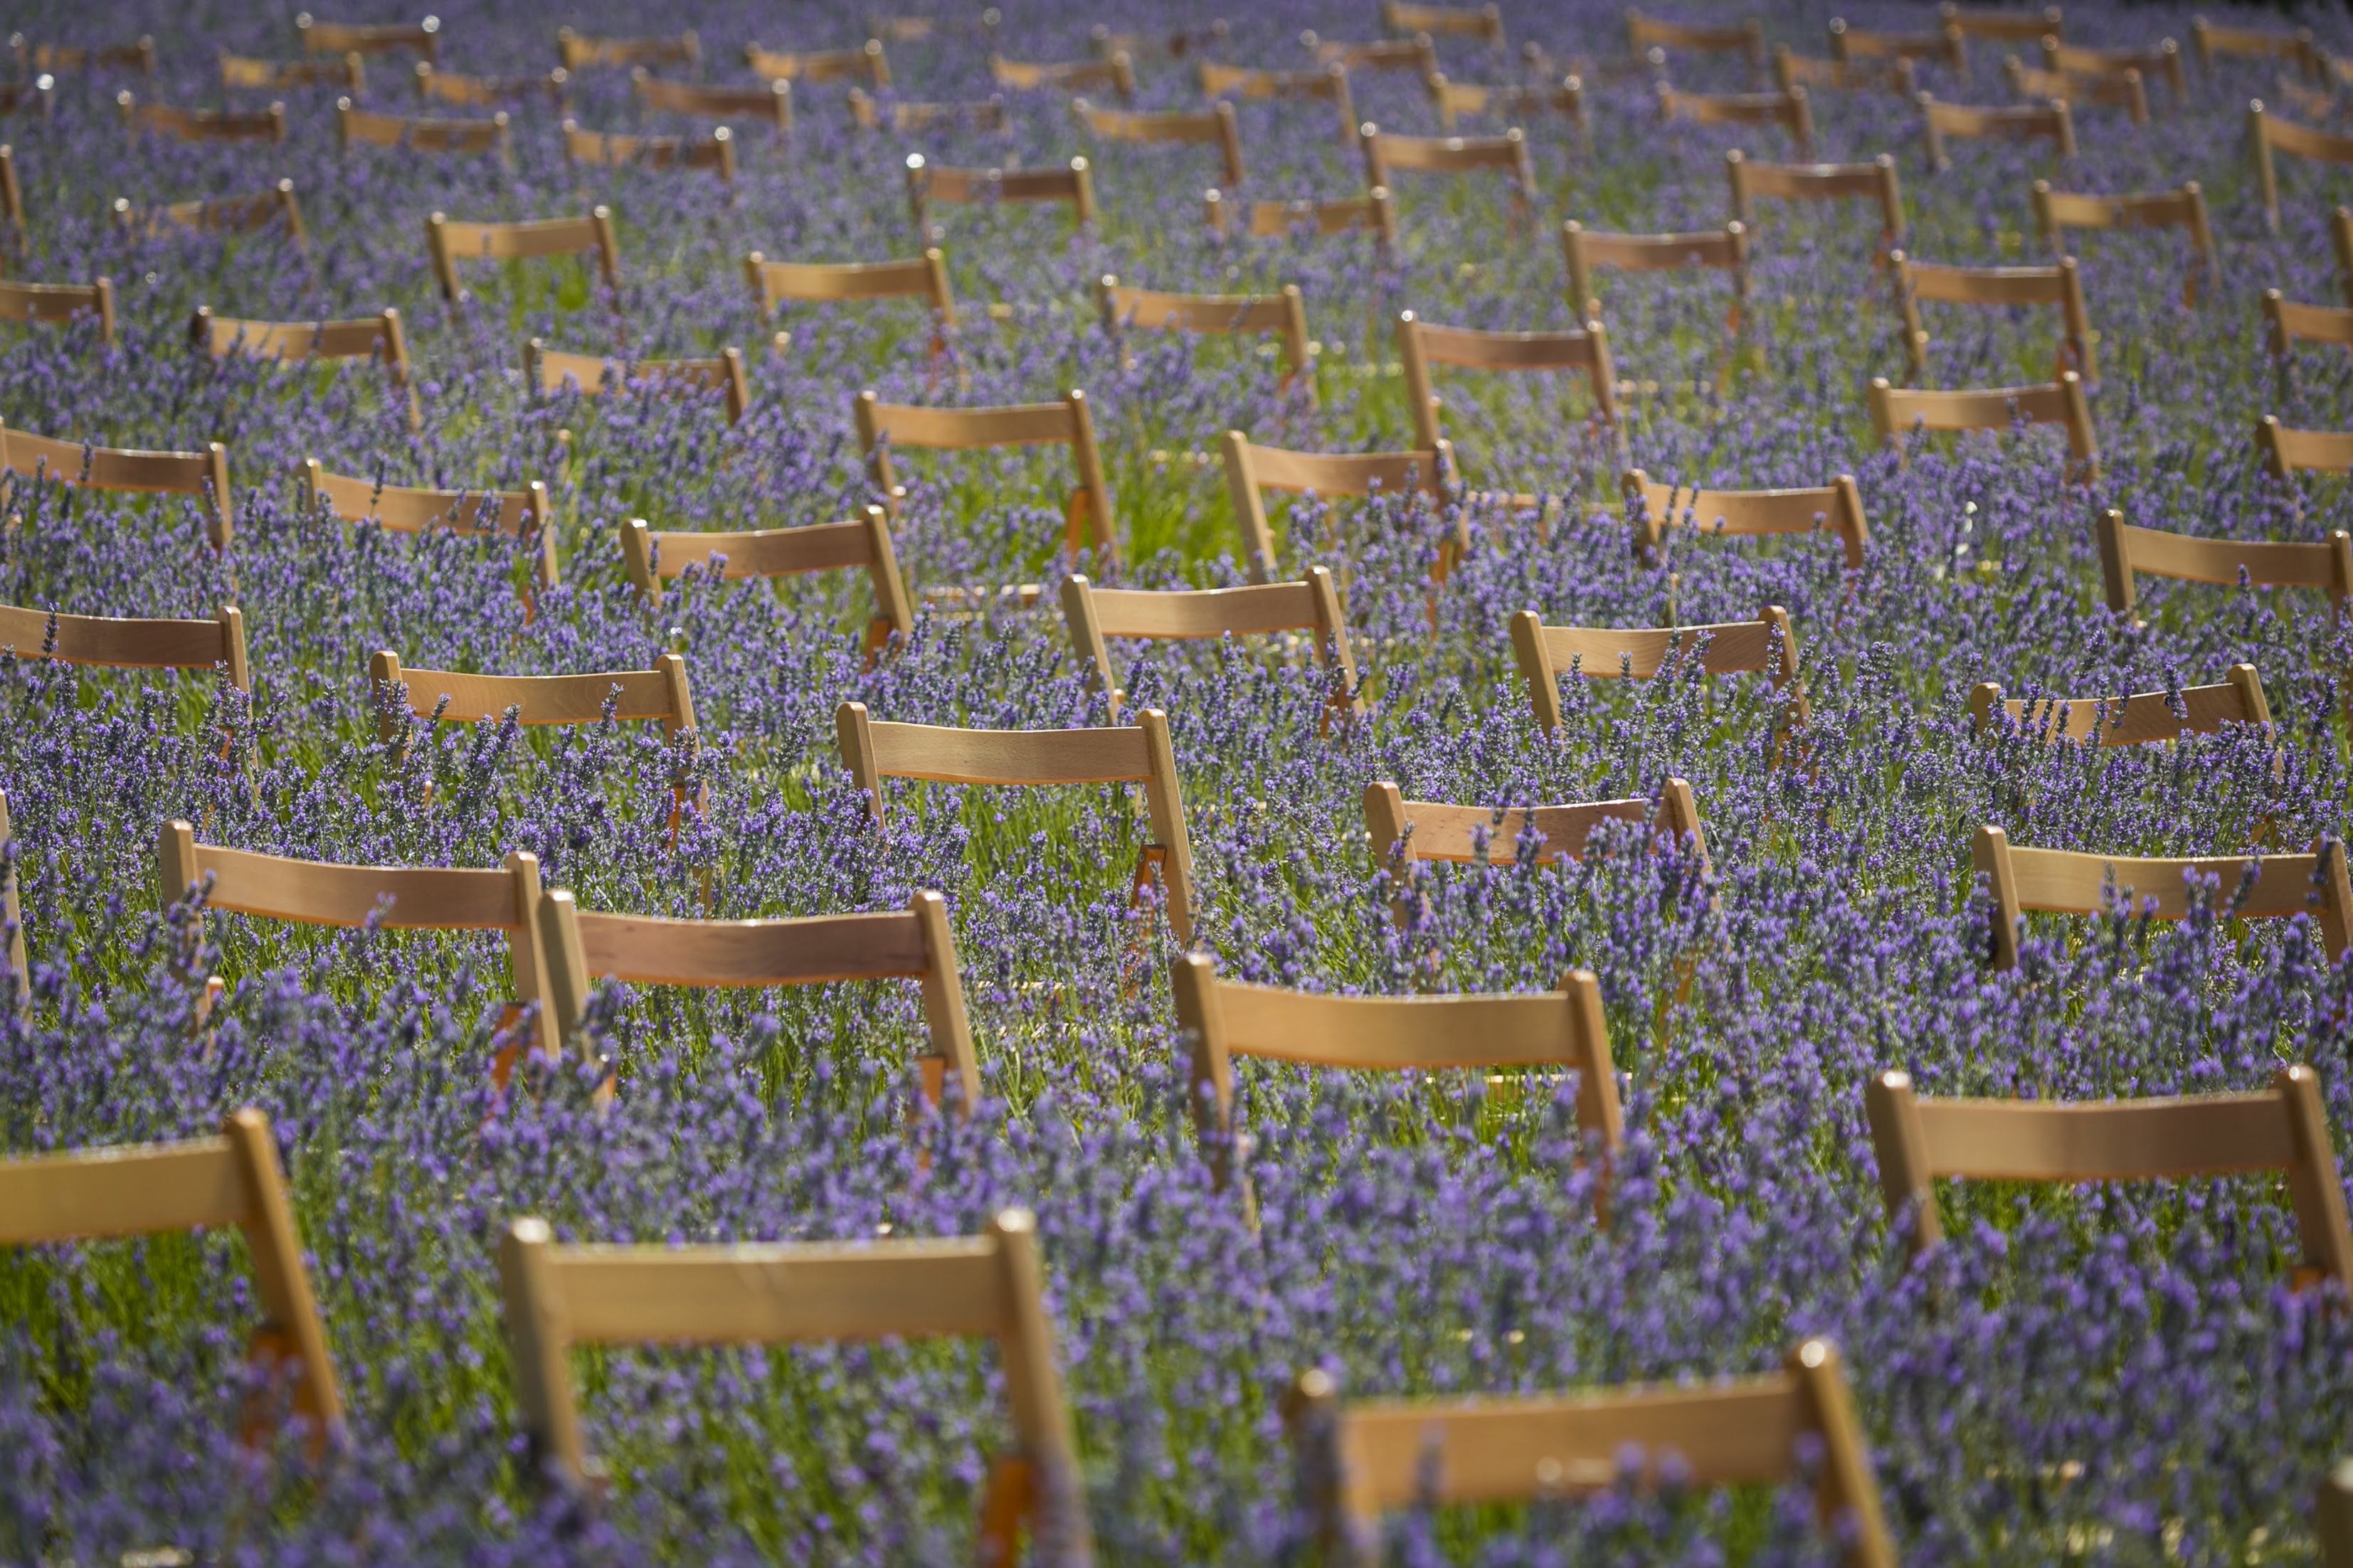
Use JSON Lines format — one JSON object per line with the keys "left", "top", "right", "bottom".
{"left": 2030, "top": 181, "right": 2216, "bottom": 300}
{"left": 1867, "top": 1064, "right": 2353, "bottom": 1290}
{"left": 1171, "top": 953, "right": 1622, "bottom": 1197}
{"left": 1074, "top": 101, "right": 1244, "bottom": 187}
{"left": 836, "top": 700, "right": 1197, "bottom": 941}
{"left": 1773, "top": 46, "right": 1917, "bottom": 97}
{"left": 2043, "top": 36, "right": 2184, "bottom": 97}
{"left": 1205, "top": 186, "right": 1397, "bottom": 245}
{"left": 21, "top": 35, "right": 157, "bottom": 74}
{"left": 370, "top": 650, "right": 694, "bottom": 738}
{"left": 745, "top": 39, "right": 888, "bottom": 86}
{"left": 1357, "top": 125, "right": 1535, "bottom": 215}
{"left": 0, "top": 277, "right": 115, "bottom": 344}
{"left": 1060, "top": 569, "right": 1361, "bottom": 724}
{"left": 0, "top": 601, "right": 249, "bottom": 690}
{"left": 1658, "top": 85, "right": 1812, "bottom": 158}
{"left": 223, "top": 51, "right": 366, "bottom": 92}
{"left": 1291, "top": 1339, "right": 1893, "bottom": 1568}
{"left": 2264, "top": 292, "right": 2353, "bottom": 398}
{"left": 159, "top": 820, "right": 559, "bottom": 1056}
{"left": 1222, "top": 432, "right": 1454, "bottom": 583}
{"left": 1972, "top": 822, "right": 2353, "bottom": 969}
{"left": 1511, "top": 604, "right": 1804, "bottom": 733}
{"left": 118, "top": 92, "right": 285, "bottom": 144}
{"left": 298, "top": 16, "right": 439, "bottom": 60}
{"left": 1094, "top": 20, "right": 1230, "bottom": 61}
{"left": 1425, "top": 73, "right": 1589, "bottom": 134}
{"left": 990, "top": 51, "right": 1135, "bottom": 102}
{"left": 904, "top": 155, "right": 1097, "bottom": 236}
{"left": 1944, "top": 3, "right": 2064, "bottom": 41}
{"left": 1306, "top": 33, "right": 1438, "bottom": 75}
{"left": 1831, "top": 18, "right": 1967, "bottom": 73}
{"left": 1397, "top": 309, "right": 1614, "bottom": 447}
{"left": 538, "top": 886, "right": 978, "bottom": 1109}
{"left": 2097, "top": 507, "right": 2353, "bottom": 616}
{"left": 621, "top": 507, "right": 913, "bottom": 645}
{"left": 1561, "top": 220, "right": 1748, "bottom": 320}
{"left": 556, "top": 28, "right": 699, "bottom": 71}
{"left": 0, "top": 1109, "right": 342, "bottom": 1441}
{"left": 2004, "top": 54, "right": 2146, "bottom": 122}
{"left": 426, "top": 208, "right": 618, "bottom": 302}
{"left": 1199, "top": 62, "right": 1356, "bottom": 142}
{"left": 1725, "top": 152, "right": 1904, "bottom": 244}
{"left": 1366, "top": 775, "right": 1708, "bottom": 876}
{"left": 561, "top": 122, "right": 735, "bottom": 182}
{"left": 1918, "top": 93, "right": 2076, "bottom": 169}
{"left": 634, "top": 70, "right": 788, "bottom": 130}
{"left": 196, "top": 307, "right": 417, "bottom": 430}
{"left": 1970, "top": 664, "right": 2270, "bottom": 747}
{"left": 2248, "top": 100, "right": 2353, "bottom": 233}
{"left": 1387, "top": 0, "right": 1505, "bottom": 46}
{"left": 302, "top": 462, "right": 554, "bottom": 586}
{"left": 116, "top": 181, "right": 307, "bottom": 252}
{"left": 855, "top": 389, "right": 1116, "bottom": 563}
{"left": 413, "top": 63, "right": 569, "bottom": 108}
{"left": 1629, "top": 9, "right": 1766, "bottom": 68}
{"left": 847, "top": 91, "right": 1008, "bottom": 134}
{"left": 1867, "top": 374, "right": 2098, "bottom": 482}
{"left": 0, "top": 419, "right": 234, "bottom": 551}
{"left": 2259, "top": 415, "right": 2353, "bottom": 480}
{"left": 2194, "top": 16, "right": 2319, "bottom": 73}
{"left": 527, "top": 339, "right": 748, "bottom": 425}
{"left": 746, "top": 249, "right": 957, "bottom": 331}
{"left": 1625, "top": 468, "right": 1868, "bottom": 569}
{"left": 499, "top": 1208, "right": 1092, "bottom": 1557}
{"left": 1098, "top": 277, "right": 1311, "bottom": 395}
{"left": 1890, "top": 252, "right": 2093, "bottom": 380}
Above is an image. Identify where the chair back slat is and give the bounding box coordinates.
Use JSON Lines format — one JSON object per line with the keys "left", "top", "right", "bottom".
{"left": 0, "top": 603, "right": 248, "bottom": 688}
{"left": 371, "top": 651, "right": 694, "bottom": 731}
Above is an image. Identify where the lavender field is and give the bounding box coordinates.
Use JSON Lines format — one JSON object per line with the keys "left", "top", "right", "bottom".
{"left": 6, "top": 0, "right": 2353, "bottom": 1561}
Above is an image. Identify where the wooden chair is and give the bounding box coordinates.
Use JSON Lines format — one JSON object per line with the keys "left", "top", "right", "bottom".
{"left": 1969, "top": 664, "right": 2271, "bottom": 747}
{"left": 1074, "top": 100, "right": 1244, "bottom": 188}
{"left": 115, "top": 181, "right": 308, "bottom": 254}
{"left": 370, "top": 651, "right": 694, "bottom": 742}
{"left": 904, "top": 156, "right": 1095, "bottom": 239}
{"left": 1366, "top": 775, "right": 1708, "bottom": 876}
{"left": 2005, "top": 54, "right": 2144, "bottom": 122}
{"left": 297, "top": 15, "right": 439, "bottom": 62}
{"left": 2043, "top": 36, "right": 2184, "bottom": 99}
{"left": 748, "top": 251, "right": 956, "bottom": 358}
{"left": 847, "top": 91, "right": 1007, "bottom": 134}
{"left": 0, "top": 602, "right": 248, "bottom": 689}
{"left": 855, "top": 390, "right": 1116, "bottom": 562}
{"left": 1972, "top": 824, "right": 2353, "bottom": 969}
{"left": 1306, "top": 34, "right": 1439, "bottom": 78}
{"left": 17, "top": 36, "right": 157, "bottom": 75}
{"left": 1094, "top": 21, "right": 1231, "bottom": 63}
{"left": 1290, "top": 1340, "right": 1893, "bottom": 1568}
{"left": 222, "top": 52, "right": 365, "bottom": 93}
{"left": 0, "top": 277, "right": 114, "bottom": 344}
{"left": 1061, "top": 569, "right": 1361, "bottom": 724}
{"left": 1942, "top": 4, "right": 2064, "bottom": 43}
{"left": 1200, "top": 62, "right": 1355, "bottom": 144}
{"left": 1867, "top": 1064, "right": 2353, "bottom": 1293}
{"left": 744, "top": 40, "right": 888, "bottom": 87}
{"left": 1658, "top": 85, "right": 1812, "bottom": 158}
{"left": 193, "top": 307, "right": 418, "bottom": 431}
{"left": 1773, "top": 47, "right": 1916, "bottom": 99}
{"left": 1205, "top": 187, "right": 1396, "bottom": 246}
{"left": 837, "top": 701, "right": 1196, "bottom": 940}
{"left": 1627, "top": 10, "right": 1765, "bottom": 78}
{"left": 536, "top": 886, "right": 978, "bottom": 1110}
{"left": 159, "top": 822, "right": 560, "bottom": 1059}
{"left": 118, "top": 93, "right": 285, "bottom": 145}
{"left": 1831, "top": 18, "right": 1967, "bottom": 77}
{"left": 413, "top": 64, "right": 569, "bottom": 109}
{"left": 0, "top": 420, "right": 234, "bottom": 551}
{"left": 562, "top": 122, "right": 735, "bottom": 183}
{"left": 556, "top": 28, "right": 699, "bottom": 72}
{"left": 301, "top": 462, "right": 557, "bottom": 588}
{"left": 2193, "top": 16, "right": 2320, "bottom": 80}
{"left": 2259, "top": 416, "right": 2353, "bottom": 484}
{"left": 1397, "top": 310, "right": 1615, "bottom": 450}
{"left": 621, "top": 507, "right": 914, "bottom": 650}
{"left": 1919, "top": 94, "right": 2075, "bottom": 170}
{"left": 1425, "top": 73, "right": 1588, "bottom": 135}
{"left": 1868, "top": 374, "right": 2098, "bottom": 482}
{"left": 2097, "top": 507, "right": 2353, "bottom": 619}
{"left": 0, "top": 1110, "right": 342, "bottom": 1443}
{"left": 499, "top": 1207, "right": 1092, "bottom": 1558}
{"left": 340, "top": 102, "right": 509, "bottom": 159}
{"left": 1386, "top": 1, "right": 1504, "bottom": 48}
{"left": 633, "top": 72, "right": 789, "bottom": 134}
{"left": 1626, "top": 469, "right": 1868, "bottom": 570}
{"left": 2250, "top": 101, "right": 2353, "bottom": 233}
{"left": 1171, "top": 953, "right": 1622, "bottom": 1202}
{"left": 1097, "top": 277, "right": 1311, "bottom": 397}
{"left": 2263, "top": 288, "right": 2353, "bottom": 396}
{"left": 1223, "top": 433, "right": 1455, "bottom": 583}
{"left": 527, "top": 340, "right": 748, "bottom": 425}
{"left": 1561, "top": 221, "right": 1748, "bottom": 328}
{"left": 1725, "top": 152, "right": 1905, "bottom": 251}
{"left": 2030, "top": 181, "right": 2216, "bottom": 304}
{"left": 1891, "top": 252, "right": 2095, "bottom": 381}
{"left": 990, "top": 52, "right": 1134, "bottom": 104}
{"left": 1357, "top": 125, "right": 1535, "bottom": 224}
{"left": 426, "top": 209, "right": 618, "bottom": 303}
{"left": 1513, "top": 605, "right": 1806, "bottom": 736}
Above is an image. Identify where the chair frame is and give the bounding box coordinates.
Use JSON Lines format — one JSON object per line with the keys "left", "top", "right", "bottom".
{"left": 1074, "top": 100, "right": 1244, "bottom": 188}
{"left": 2259, "top": 415, "right": 2353, "bottom": 485}
{"left": 621, "top": 507, "right": 914, "bottom": 649}
{"left": 194, "top": 307, "right": 418, "bottom": 431}
{"left": 2004, "top": 54, "right": 2146, "bottom": 123}
{"left": 1425, "top": 73, "right": 1589, "bottom": 137}
{"left": 1397, "top": 309, "right": 1617, "bottom": 450}
{"left": 561, "top": 122, "right": 735, "bottom": 184}
{"left": 904, "top": 155, "right": 1096, "bottom": 239}
{"left": 1919, "top": 92, "right": 2076, "bottom": 171}
{"left": 1831, "top": 18, "right": 1968, "bottom": 77}
{"left": 1357, "top": 125, "right": 1537, "bottom": 225}
{"left": 2030, "top": 181, "right": 2216, "bottom": 304}
{"left": 116, "top": 181, "right": 309, "bottom": 254}
{"left": 633, "top": 70, "right": 790, "bottom": 134}
{"left": 1774, "top": 46, "right": 1918, "bottom": 99}
{"left": 748, "top": 250, "right": 956, "bottom": 358}
{"left": 1969, "top": 663, "right": 2271, "bottom": 747}
{"left": 1199, "top": 62, "right": 1356, "bottom": 145}
{"left": 2043, "top": 36, "right": 2185, "bottom": 99}
{"left": 2263, "top": 288, "right": 2353, "bottom": 398}
{"left": 1628, "top": 9, "right": 1766, "bottom": 78}
{"left": 339, "top": 100, "right": 511, "bottom": 158}
{"left": 527, "top": 339, "right": 749, "bottom": 425}
{"left": 2194, "top": 16, "right": 2320, "bottom": 79}
{"left": 0, "top": 420, "right": 234, "bottom": 551}
{"left": 1060, "top": 568, "right": 1362, "bottom": 725}
{"left": 0, "top": 277, "right": 115, "bottom": 344}
{"left": 2249, "top": 100, "right": 2353, "bottom": 234}
{"left": 2096, "top": 507, "right": 2353, "bottom": 618}
{"left": 1513, "top": 604, "right": 1807, "bottom": 740}
{"left": 855, "top": 389, "right": 1117, "bottom": 563}
{"left": 1205, "top": 186, "right": 1397, "bottom": 247}
{"left": 0, "top": 601, "right": 249, "bottom": 690}
{"left": 1561, "top": 220, "right": 1749, "bottom": 330}
{"left": 1891, "top": 251, "right": 2095, "bottom": 381}
{"left": 427, "top": 208, "right": 618, "bottom": 303}
{"left": 1725, "top": 152, "right": 1905, "bottom": 250}
{"left": 302, "top": 462, "right": 557, "bottom": 588}
{"left": 1658, "top": 84, "right": 1813, "bottom": 159}
{"left": 1366, "top": 775, "right": 1708, "bottom": 878}
{"left": 836, "top": 701, "right": 1197, "bottom": 942}
{"left": 1626, "top": 468, "right": 1868, "bottom": 571}
{"left": 1222, "top": 432, "right": 1456, "bottom": 584}
{"left": 1867, "top": 374, "right": 2098, "bottom": 482}
{"left": 1097, "top": 276, "right": 1312, "bottom": 398}
{"left": 117, "top": 92, "right": 285, "bottom": 144}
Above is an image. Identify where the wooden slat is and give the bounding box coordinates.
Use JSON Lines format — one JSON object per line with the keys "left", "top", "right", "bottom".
{"left": 0, "top": 1138, "right": 247, "bottom": 1243}
{"left": 1084, "top": 582, "right": 1318, "bottom": 639}
{"left": 638, "top": 521, "right": 869, "bottom": 579}
{"left": 1913, "top": 1093, "right": 2292, "bottom": 1180}
{"left": 1104, "top": 286, "right": 1290, "bottom": 334}
{"left": 199, "top": 314, "right": 386, "bottom": 360}
{"left": 436, "top": 217, "right": 598, "bottom": 260}
{"left": 1388, "top": 797, "right": 1649, "bottom": 864}
{"left": 1632, "top": 477, "right": 1845, "bottom": 536}
{"left": 1539, "top": 619, "right": 1774, "bottom": 678}
{"left": 193, "top": 844, "right": 523, "bottom": 928}
{"left": 571, "top": 908, "right": 929, "bottom": 985}
{"left": 2007, "top": 844, "right": 2323, "bottom": 918}
{"left": 1215, "top": 983, "right": 1587, "bottom": 1069}
{"left": 307, "top": 466, "right": 536, "bottom": 535}
{"left": 546, "top": 1241, "right": 1006, "bottom": 1342}
{"left": 751, "top": 255, "right": 932, "bottom": 302}
{"left": 864, "top": 400, "right": 1073, "bottom": 449}
{"left": 2118, "top": 522, "right": 2342, "bottom": 588}
{"left": 1411, "top": 322, "right": 1597, "bottom": 369}
{"left": 1, "top": 427, "right": 213, "bottom": 494}
{"left": 1244, "top": 444, "right": 1444, "bottom": 497}
{"left": 0, "top": 603, "right": 228, "bottom": 672}
{"left": 1907, "top": 261, "right": 2066, "bottom": 305}
{"left": 387, "top": 666, "right": 675, "bottom": 724}
{"left": 865, "top": 720, "right": 1150, "bottom": 785}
